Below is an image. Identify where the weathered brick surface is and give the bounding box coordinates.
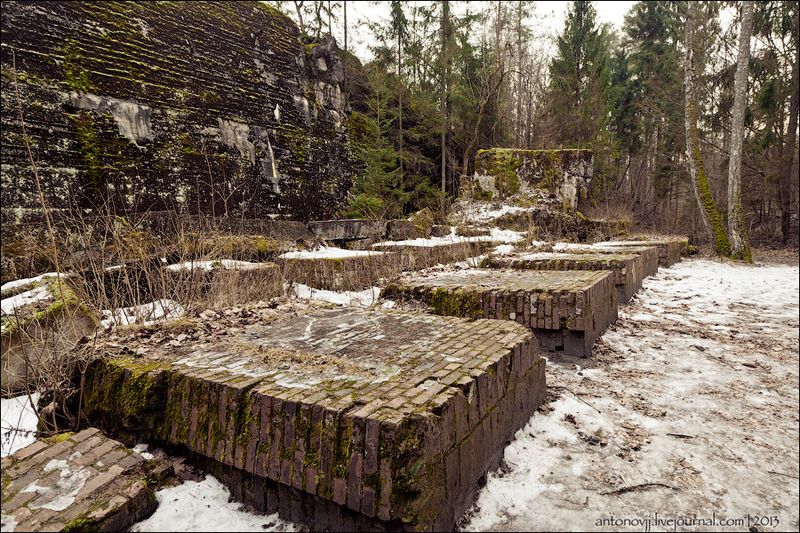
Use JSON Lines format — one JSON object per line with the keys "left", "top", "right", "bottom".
{"left": 382, "top": 269, "right": 618, "bottom": 357}
{"left": 552, "top": 242, "right": 661, "bottom": 278}
{"left": 278, "top": 252, "right": 401, "bottom": 290}
{"left": 370, "top": 241, "right": 492, "bottom": 270}
{"left": 81, "top": 308, "right": 545, "bottom": 531}
{"left": 1, "top": 428, "right": 170, "bottom": 532}
{"left": 482, "top": 251, "right": 644, "bottom": 302}
{"left": 604, "top": 237, "right": 688, "bottom": 267}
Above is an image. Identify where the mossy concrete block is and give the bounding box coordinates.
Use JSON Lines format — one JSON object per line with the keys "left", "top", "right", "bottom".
{"left": 278, "top": 251, "right": 400, "bottom": 291}
{"left": 386, "top": 220, "right": 419, "bottom": 241}
{"left": 471, "top": 149, "right": 593, "bottom": 210}
{"left": 1, "top": 278, "right": 97, "bottom": 395}
{"left": 1, "top": 427, "right": 172, "bottom": 532}
{"left": 482, "top": 251, "right": 644, "bottom": 303}
{"left": 371, "top": 241, "right": 492, "bottom": 270}
{"left": 407, "top": 208, "right": 434, "bottom": 238}
{"left": 382, "top": 269, "right": 619, "bottom": 357}
{"left": 604, "top": 236, "right": 689, "bottom": 267}
{"left": 81, "top": 308, "right": 545, "bottom": 531}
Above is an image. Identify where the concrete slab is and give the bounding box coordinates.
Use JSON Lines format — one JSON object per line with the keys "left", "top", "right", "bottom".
{"left": 382, "top": 269, "right": 618, "bottom": 357}
{"left": 481, "top": 251, "right": 644, "bottom": 302}
{"left": 1, "top": 428, "right": 171, "bottom": 532}
{"left": 80, "top": 307, "right": 545, "bottom": 531}
{"left": 308, "top": 220, "right": 387, "bottom": 242}
{"left": 277, "top": 250, "right": 400, "bottom": 291}
{"left": 551, "top": 242, "right": 660, "bottom": 277}
{"left": 371, "top": 241, "right": 492, "bottom": 270}
{"left": 604, "top": 236, "right": 688, "bottom": 267}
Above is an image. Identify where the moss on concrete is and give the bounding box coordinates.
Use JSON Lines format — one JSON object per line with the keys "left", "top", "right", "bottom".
{"left": 428, "top": 288, "right": 483, "bottom": 319}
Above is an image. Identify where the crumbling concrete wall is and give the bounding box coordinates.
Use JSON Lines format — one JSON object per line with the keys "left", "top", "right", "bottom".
{"left": 470, "top": 149, "right": 593, "bottom": 210}
{"left": 0, "top": 1, "right": 355, "bottom": 222}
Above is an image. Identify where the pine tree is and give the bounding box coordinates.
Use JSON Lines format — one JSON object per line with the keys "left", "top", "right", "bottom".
{"left": 547, "top": 0, "right": 610, "bottom": 146}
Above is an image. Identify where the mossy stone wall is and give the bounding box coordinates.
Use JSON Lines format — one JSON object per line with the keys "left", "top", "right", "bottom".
{"left": 1, "top": 1, "right": 355, "bottom": 222}
{"left": 472, "top": 148, "right": 593, "bottom": 210}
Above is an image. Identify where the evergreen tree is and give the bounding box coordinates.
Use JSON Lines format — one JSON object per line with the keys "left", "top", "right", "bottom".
{"left": 547, "top": 0, "right": 610, "bottom": 146}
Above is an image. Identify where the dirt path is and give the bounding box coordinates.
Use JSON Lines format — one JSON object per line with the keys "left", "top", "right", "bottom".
{"left": 463, "top": 258, "right": 800, "bottom": 532}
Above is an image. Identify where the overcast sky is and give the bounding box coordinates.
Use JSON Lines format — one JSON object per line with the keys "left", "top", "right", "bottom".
{"left": 331, "top": 1, "right": 638, "bottom": 62}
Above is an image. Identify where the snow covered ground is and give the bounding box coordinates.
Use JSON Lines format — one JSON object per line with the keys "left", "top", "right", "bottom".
{"left": 291, "top": 283, "right": 384, "bottom": 307}
{"left": 372, "top": 227, "right": 526, "bottom": 248}
{"left": 99, "top": 298, "right": 185, "bottom": 328}
{"left": 279, "top": 247, "right": 385, "bottom": 260}
{"left": 462, "top": 258, "right": 800, "bottom": 531}
{"left": 131, "top": 476, "right": 298, "bottom": 532}
{"left": 1, "top": 393, "right": 39, "bottom": 457}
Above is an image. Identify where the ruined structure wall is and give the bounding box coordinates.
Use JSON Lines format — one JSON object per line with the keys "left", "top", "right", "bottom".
{"left": 470, "top": 148, "right": 593, "bottom": 210}
{"left": 0, "top": 1, "right": 355, "bottom": 222}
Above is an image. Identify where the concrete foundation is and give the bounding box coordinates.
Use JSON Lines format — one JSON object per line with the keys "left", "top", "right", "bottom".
{"left": 551, "top": 243, "right": 661, "bottom": 278}
{"left": 278, "top": 251, "right": 400, "bottom": 291}
{"left": 382, "top": 269, "right": 618, "bottom": 357}
{"left": 80, "top": 308, "right": 545, "bottom": 531}
{"left": 603, "top": 237, "right": 688, "bottom": 267}
{"left": 371, "top": 241, "right": 492, "bottom": 270}
{"left": 482, "top": 251, "right": 644, "bottom": 302}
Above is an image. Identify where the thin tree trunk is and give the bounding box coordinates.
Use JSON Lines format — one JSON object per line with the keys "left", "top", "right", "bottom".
{"left": 515, "top": 2, "right": 523, "bottom": 147}
{"left": 727, "top": 0, "right": 754, "bottom": 261}
{"left": 684, "top": 2, "right": 731, "bottom": 255}
{"left": 440, "top": 0, "right": 449, "bottom": 193}
{"left": 343, "top": 1, "right": 347, "bottom": 51}
{"left": 398, "top": 32, "right": 404, "bottom": 188}
{"left": 781, "top": 7, "right": 799, "bottom": 243}
{"left": 293, "top": 1, "right": 305, "bottom": 36}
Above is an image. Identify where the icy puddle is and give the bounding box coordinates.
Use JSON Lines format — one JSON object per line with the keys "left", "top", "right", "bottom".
{"left": 462, "top": 258, "right": 799, "bottom": 532}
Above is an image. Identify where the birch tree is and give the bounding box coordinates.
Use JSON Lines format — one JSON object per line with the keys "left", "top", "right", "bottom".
{"left": 727, "top": 1, "right": 754, "bottom": 261}
{"left": 684, "top": 2, "right": 731, "bottom": 255}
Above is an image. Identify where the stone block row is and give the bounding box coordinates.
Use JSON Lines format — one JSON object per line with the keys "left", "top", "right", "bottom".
{"left": 381, "top": 269, "right": 618, "bottom": 357}
{"left": 81, "top": 308, "right": 545, "bottom": 531}
{"left": 481, "top": 251, "right": 644, "bottom": 302}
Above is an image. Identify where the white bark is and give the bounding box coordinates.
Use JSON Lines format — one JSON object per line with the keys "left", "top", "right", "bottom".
{"left": 727, "top": 0, "right": 754, "bottom": 259}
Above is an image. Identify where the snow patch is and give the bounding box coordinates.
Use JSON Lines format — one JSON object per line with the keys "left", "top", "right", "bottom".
{"left": 1, "top": 286, "right": 51, "bottom": 315}
{"left": 22, "top": 459, "right": 90, "bottom": 511}
{"left": 100, "top": 299, "right": 185, "bottom": 328}
{"left": 133, "top": 443, "right": 154, "bottom": 460}
{"left": 1, "top": 393, "right": 40, "bottom": 457}
{"left": 165, "top": 259, "right": 267, "bottom": 272}
{"left": 0, "top": 272, "right": 59, "bottom": 293}
{"left": 279, "top": 247, "right": 384, "bottom": 260}
{"left": 130, "top": 475, "right": 299, "bottom": 532}
{"left": 292, "top": 284, "right": 381, "bottom": 307}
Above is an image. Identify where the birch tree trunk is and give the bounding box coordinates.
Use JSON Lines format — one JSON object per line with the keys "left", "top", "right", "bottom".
{"left": 727, "top": 0, "right": 754, "bottom": 261}
{"left": 684, "top": 2, "right": 731, "bottom": 255}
